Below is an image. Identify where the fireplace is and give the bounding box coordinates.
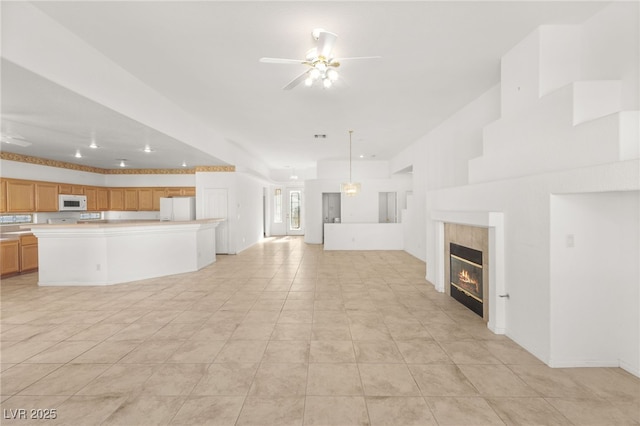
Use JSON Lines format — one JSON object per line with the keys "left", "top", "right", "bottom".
{"left": 450, "top": 243, "right": 483, "bottom": 317}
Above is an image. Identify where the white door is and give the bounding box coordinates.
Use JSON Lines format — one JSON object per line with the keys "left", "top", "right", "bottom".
{"left": 204, "top": 188, "right": 229, "bottom": 254}
{"left": 286, "top": 188, "right": 304, "bottom": 236}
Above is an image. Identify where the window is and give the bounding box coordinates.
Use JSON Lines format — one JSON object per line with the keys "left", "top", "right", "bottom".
{"left": 274, "top": 188, "right": 283, "bottom": 223}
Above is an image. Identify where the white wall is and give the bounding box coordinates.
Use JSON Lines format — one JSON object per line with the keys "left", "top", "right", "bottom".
{"left": 550, "top": 191, "right": 640, "bottom": 374}
{"left": 391, "top": 2, "right": 639, "bottom": 373}
{"left": 195, "top": 171, "right": 266, "bottom": 254}
{"left": 304, "top": 173, "right": 411, "bottom": 245}
{"left": 1, "top": 159, "right": 106, "bottom": 186}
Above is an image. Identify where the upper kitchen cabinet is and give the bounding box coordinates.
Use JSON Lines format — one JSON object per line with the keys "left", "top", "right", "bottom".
{"left": 35, "top": 182, "right": 59, "bottom": 211}
{"left": 137, "top": 188, "right": 153, "bottom": 211}
{"left": 0, "top": 180, "right": 6, "bottom": 213}
{"left": 6, "top": 180, "right": 35, "bottom": 212}
{"left": 124, "top": 189, "right": 138, "bottom": 211}
{"left": 85, "top": 187, "right": 98, "bottom": 211}
{"left": 96, "top": 188, "right": 109, "bottom": 211}
{"left": 58, "top": 184, "right": 84, "bottom": 195}
{"left": 166, "top": 187, "right": 195, "bottom": 197}
{"left": 109, "top": 188, "right": 124, "bottom": 210}
{"left": 152, "top": 188, "right": 166, "bottom": 211}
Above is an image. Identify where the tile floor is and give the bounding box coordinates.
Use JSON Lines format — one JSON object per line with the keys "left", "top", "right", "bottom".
{"left": 1, "top": 236, "right": 638, "bottom": 425}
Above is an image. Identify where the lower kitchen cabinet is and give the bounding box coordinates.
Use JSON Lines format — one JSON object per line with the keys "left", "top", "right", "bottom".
{"left": 1, "top": 240, "right": 20, "bottom": 276}
{"left": 20, "top": 234, "right": 38, "bottom": 272}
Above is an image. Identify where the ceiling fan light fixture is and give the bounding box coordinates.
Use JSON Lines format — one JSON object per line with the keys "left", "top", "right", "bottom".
{"left": 323, "top": 78, "right": 332, "bottom": 89}
{"left": 311, "top": 28, "right": 325, "bottom": 40}
{"left": 304, "top": 77, "right": 314, "bottom": 87}
{"left": 327, "top": 68, "right": 339, "bottom": 81}
{"left": 309, "top": 68, "right": 321, "bottom": 80}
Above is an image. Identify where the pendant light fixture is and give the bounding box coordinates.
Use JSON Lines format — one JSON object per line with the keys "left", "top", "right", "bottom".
{"left": 340, "top": 130, "right": 360, "bottom": 196}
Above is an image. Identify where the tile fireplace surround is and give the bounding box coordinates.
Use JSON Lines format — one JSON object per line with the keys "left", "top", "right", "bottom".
{"left": 431, "top": 211, "right": 505, "bottom": 334}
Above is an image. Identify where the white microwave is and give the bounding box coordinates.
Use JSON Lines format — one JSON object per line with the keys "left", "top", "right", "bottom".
{"left": 58, "top": 194, "right": 87, "bottom": 211}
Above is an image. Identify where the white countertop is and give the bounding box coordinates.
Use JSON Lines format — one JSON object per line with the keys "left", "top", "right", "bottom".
{"left": 22, "top": 218, "right": 225, "bottom": 231}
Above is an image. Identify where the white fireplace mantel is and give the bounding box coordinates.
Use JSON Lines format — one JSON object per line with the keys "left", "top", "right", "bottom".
{"left": 431, "top": 210, "right": 506, "bottom": 334}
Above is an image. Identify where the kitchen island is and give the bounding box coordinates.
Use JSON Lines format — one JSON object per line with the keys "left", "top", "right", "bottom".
{"left": 25, "top": 219, "right": 223, "bottom": 286}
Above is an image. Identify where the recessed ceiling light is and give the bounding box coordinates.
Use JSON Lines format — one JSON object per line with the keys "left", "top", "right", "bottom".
{"left": 89, "top": 141, "right": 99, "bottom": 149}
{"left": 181, "top": 161, "right": 187, "bottom": 167}
{"left": 75, "top": 150, "right": 82, "bottom": 158}
{"left": 143, "top": 145, "right": 154, "bottom": 153}
{"left": 117, "top": 159, "right": 126, "bottom": 167}
{"left": 359, "top": 154, "right": 364, "bottom": 158}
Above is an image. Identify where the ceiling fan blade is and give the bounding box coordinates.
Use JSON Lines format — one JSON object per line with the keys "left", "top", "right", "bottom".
{"left": 317, "top": 31, "right": 337, "bottom": 59}
{"left": 333, "top": 56, "right": 382, "bottom": 61}
{"left": 282, "top": 71, "right": 309, "bottom": 90}
{"left": 260, "top": 57, "right": 307, "bottom": 65}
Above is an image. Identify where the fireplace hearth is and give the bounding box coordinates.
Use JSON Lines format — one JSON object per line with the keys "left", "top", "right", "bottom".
{"left": 450, "top": 243, "right": 483, "bottom": 317}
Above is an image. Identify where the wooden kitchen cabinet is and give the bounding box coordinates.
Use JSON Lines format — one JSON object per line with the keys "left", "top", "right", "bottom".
{"left": 85, "top": 186, "right": 97, "bottom": 211}
{"left": 1, "top": 240, "right": 20, "bottom": 276}
{"left": 152, "top": 188, "right": 166, "bottom": 211}
{"left": 165, "top": 187, "right": 195, "bottom": 197}
{"left": 97, "top": 188, "right": 109, "bottom": 211}
{"left": 124, "top": 188, "right": 138, "bottom": 210}
{"left": 109, "top": 188, "right": 124, "bottom": 210}
{"left": 35, "top": 182, "right": 59, "bottom": 211}
{"left": 137, "top": 188, "right": 153, "bottom": 211}
{"left": 58, "top": 184, "right": 84, "bottom": 195}
{"left": 19, "top": 234, "right": 38, "bottom": 272}
{"left": 6, "top": 180, "right": 35, "bottom": 212}
{"left": 0, "top": 180, "right": 7, "bottom": 213}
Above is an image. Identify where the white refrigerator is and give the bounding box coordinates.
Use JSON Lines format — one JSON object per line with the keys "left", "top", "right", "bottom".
{"left": 160, "top": 197, "right": 196, "bottom": 221}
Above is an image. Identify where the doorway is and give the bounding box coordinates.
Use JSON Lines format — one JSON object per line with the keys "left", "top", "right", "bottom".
{"left": 286, "top": 188, "right": 304, "bottom": 236}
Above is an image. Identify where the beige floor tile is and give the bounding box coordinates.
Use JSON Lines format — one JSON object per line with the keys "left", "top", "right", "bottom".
{"left": 396, "top": 341, "right": 453, "bottom": 364}
{"left": 262, "top": 341, "right": 309, "bottom": 363}
{"left": 191, "top": 363, "right": 258, "bottom": 396}
{"left": 271, "top": 323, "right": 312, "bottom": 341}
{"left": 53, "top": 395, "right": 129, "bottom": 426}
{"left": 72, "top": 340, "right": 140, "bottom": 363}
{"left": 148, "top": 322, "right": 202, "bottom": 340}
{"left": 102, "top": 394, "right": 185, "bottom": 425}
{"left": 309, "top": 340, "right": 356, "bottom": 363}
{"left": 65, "top": 322, "right": 128, "bottom": 341}
{"left": 509, "top": 364, "right": 598, "bottom": 398}
{"left": 426, "top": 397, "right": 505, "bottom": 425}
{"left": 2, "top": 238, "right": 638, "bottom": 426}
{"left": 311, "top": 324, "right": 352, "bottom": 341}
{"left": 562, "top": 367, "right": 640, "bottom": 402}
{"left": 439, "top": 341, "right": 502, "bottom": 364}
{"left": 0, "top": 364, "right": 62, "bottom": 395}
{"left": 359, "top": 363, "right": 421, "bottom": 396}
{"left": 366, "top": 396, "right": 437, "bottom": 426}
{"left": 303, "top": 396, "right": 369, "bottom": 426}
{"left": 353, "top": 341, "right": 404, "bottom": 363}
{"left": 118, "top": 340, "right": 183, "bottom": 363}
{"left": 487, "top": 397, "right": 572, "bottom": 425}
{"left": 215, "top": 340, "right": 267, "bottom": 363}
{"left": 141, "top": 363, "right": 206, "bottom": 396}
{"left": 482, "top": 340, "right": 544, "bottom": 365}
{"left": 23, "top": 340, "right": 97, "bottom": 363}
{"left": 75, "top": 364, "right": 158, "bottom": 396}
{"left": 0, "top": 340, "right": 58, "bottom": 364}
{"left": 546, "top": 397, "right": 635, "bottom": 425}
{"left": 248, "top": 363, "right": 307, "bottom": 396}
{"left": 307, "top": 363, "right": 363, "bottom": 396}
{"left": 229, "top": 323, "right": 274, "bottom": 340}
{"left": 19, "top": 363, "right": 111, "bottom": 396}
{"left": 236, "top": 396, "right": 304, "bottom": 426}
{"left": 409, "top": 364, "right": 478, "bottom": 396}
{"left": 168, "top": 340, "right": 225, "bottom": 363}
{"left": 170, "top": 395, "right": 245, "bottom": 425}
{"left": 457, "top": 364, "right": 539, "bottom": 397}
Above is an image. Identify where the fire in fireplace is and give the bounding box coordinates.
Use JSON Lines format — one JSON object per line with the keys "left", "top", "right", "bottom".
{"left": 450, "top": 243, "right": 483, "bottom": 317}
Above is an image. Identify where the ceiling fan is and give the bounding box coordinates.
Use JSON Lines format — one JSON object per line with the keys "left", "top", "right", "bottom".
{"left": 259, "top": 28, "right": 381, "bottom": 90}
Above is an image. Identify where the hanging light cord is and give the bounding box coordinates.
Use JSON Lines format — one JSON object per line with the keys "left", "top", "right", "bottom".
{"left": 349, "top": 130, "right": 353, "bottom": 182}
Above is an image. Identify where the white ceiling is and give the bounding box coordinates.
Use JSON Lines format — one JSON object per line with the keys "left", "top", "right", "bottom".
{"left": 1, "top": 1, "right": 607, "bottom": 175}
